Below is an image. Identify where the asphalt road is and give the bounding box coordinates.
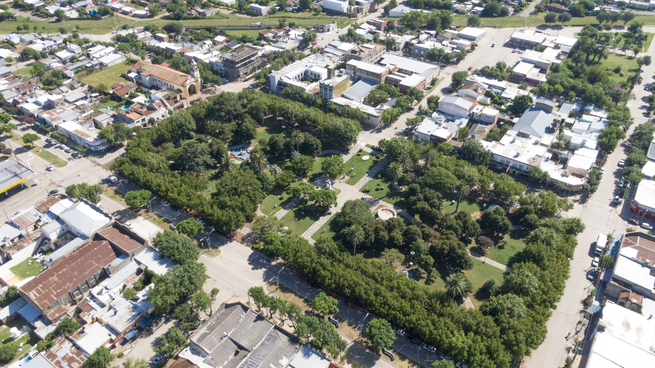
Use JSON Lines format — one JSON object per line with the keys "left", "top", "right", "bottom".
{"left": 521, "top": 36, "right": 655, "bottom": 368}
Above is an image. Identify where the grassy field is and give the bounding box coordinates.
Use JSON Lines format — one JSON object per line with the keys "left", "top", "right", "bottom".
{"left": 344, "top": 154, "right": 377, "bottom": 185}
{"left": 464, "top": 258, "right": 506, "bottom": 308}
{"left": 80, "top": 61, "right": 132, "bottom": 88}
{"left": 596, "top": 53, "right": 639, "bottom": 85}
{"left": 9, "top": 257, "right": 44, "bottom": 280}
{"left": 278, "top": 204, "right": 322, "bottom": 235}
{"left": 311, "top": 213, "right": 338, "bottom": 242}
{"left": 450, "top": 14, "right": 655, "bottom": 28}
{"left": 13, "top": 66, "right": 32, "bottom": 77}
{"left": 260, "top": 187, "right": 293, "bottom": 216}
{"left": 480, "top": 232, "right": 527, "bottom": 266}
{"left": 442, "top": 198, "right": 483, "bottom": 215}
{"left": 0, "top": 320, "right": 39, "bottom": 364}
{"left": 223, "top": 29, "right": 262, "bottom": 39}
{"left": 38, "top": 149, "right": 68, "bottom": 167}
{"left": 360, "top": 175, "right": 406, "bottom": 206}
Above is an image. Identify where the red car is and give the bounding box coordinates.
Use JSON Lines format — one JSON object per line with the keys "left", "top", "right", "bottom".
{"left": 629, "top": 219, "right": 640, "bottom": 225}
{"left": 468, "top": 66, "right": 473, "bottom": 71}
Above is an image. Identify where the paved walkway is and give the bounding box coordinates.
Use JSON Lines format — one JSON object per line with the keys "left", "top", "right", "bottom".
{"left": 273, "top": 198, "right": 300, "bottom": 219}
{"left": 354, "top": 157, "right": 388, "bottom": 190}
{"left": 468, "top": 249, "right": 509, "bottom": 272}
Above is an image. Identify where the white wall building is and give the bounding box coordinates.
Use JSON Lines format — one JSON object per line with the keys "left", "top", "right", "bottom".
{"left": 437, "top": 95, "right": 474, "bottom": 117}
{"left": 322, "top": 0, "right": 348, "bottom": 12}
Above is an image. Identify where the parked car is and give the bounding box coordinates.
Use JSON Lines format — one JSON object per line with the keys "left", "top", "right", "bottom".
{"left": 440, "top": 353, "right": 451, "bottom": 361}
{"left": 49, "top": 189, "right": 59, "bottom": 195}
{"left": 198, "top": 219, "right": 206, "bottom": 226}
{"left": 592, "top": 257, "right": 599, "bottom": 267}
{"left": 122, "top": 179, "right": 129, "bottom": 184}
{"left": 125, "top": 222, "right": 133, "bottom": 228}
{"left": 46, "top": 165, "right": 54, "bottom": 171}
{"left": 491, "top": 43, "right": 495, "bottom": 47}
{"left": 456, "top": 363, "right": 469, "bottom": 368}
{"left": 613, "top": 196, "right": 620, "bottom": 205}
{"left": 45, "top": 138, "right": 52, "bottom": 143}
{"left": 59, "top": 144, "right": 66, "bottom": 149}
{"left": 169, "top": 224, "right": 176, "bottom": 231}
{"left": 153, "top": 356, "right": 164, "bottom": 364}
{"left": 642, "top": 223, "right": 653, "bottom": 230}
{"left": 161, "top": 201, "right": 170, "bottom": 207}
{"left": 618, "top": 159, "right": 625, "bottom": 167}
{"left": 64, "top": 148, "right": 72, "bottom": 153}
{"left": 422, "top": 344, "right": 437, "bottom": 353}
{"left": 392, "top": 327, "right": 405, "bottom": 336}
{"left": 587, "top": 269, "right": 596, "bottom": 281}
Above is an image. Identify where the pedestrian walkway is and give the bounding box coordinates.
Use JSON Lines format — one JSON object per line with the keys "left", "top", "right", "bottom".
{"left": 467, "top": 249, "right": 508, "bottom": 272}
{"left": 354, "top": 157, "right": 388, "bottom": 190}
{"left": 273, "top": 198, "right": 300, "bottom": 219}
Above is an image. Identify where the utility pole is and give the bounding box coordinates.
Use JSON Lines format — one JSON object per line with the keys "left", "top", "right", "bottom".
{"left": 277, "top": 266, "right": 284, "bottom": 289}
{"left": 454, "top": 184, "right": 463, "bottom": 213}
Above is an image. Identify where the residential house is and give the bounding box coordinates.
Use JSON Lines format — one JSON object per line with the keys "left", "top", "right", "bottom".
{"left": 437, "top": 95, "right": 475, "bottom": 117}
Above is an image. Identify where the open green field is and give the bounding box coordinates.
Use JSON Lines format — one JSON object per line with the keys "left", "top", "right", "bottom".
{"left": 260, "top": 186, "right": 294, "bottom": 216}
{"left": 13, "top": 67, "right": 32, "bottom": 77}
{"left": 80, "top": 61, "right": 132, "bottom": 88}
{"left": 38, "top": 149, "right": 68, "bottom": 167}
{"left": 594, "top": 53, "right": 639, "bottom": 85}
{"left": 10, "top": 257, "right": 44, "bottom": 280}
{"left": 223, "top": 30, "right": 262, "bottom": 39}
{"left": 442, "top": 198, "right": 483, "bottom": 215}
{"left": 344, "top": 154, "right": 377, "bottom": 185}
{"left": 464, "top": 259, "right": 506, "bottom": 308}
{"left": 278, "top": 205, "right": 323, "bottom": 235}
{"left": 481, "top": 232, "right": 527, "bottom": 266}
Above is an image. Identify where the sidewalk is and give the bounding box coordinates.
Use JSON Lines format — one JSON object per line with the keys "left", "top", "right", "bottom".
{"left": 468, "top": 249, "right": 508, "bottom": 272}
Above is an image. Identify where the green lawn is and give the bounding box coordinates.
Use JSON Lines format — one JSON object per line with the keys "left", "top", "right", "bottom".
{"left": 224, "top": 30, "right": 262, "bottom": 39}
{"left": 483, "top": 232, "right": 527, "bottom": 266}
{"left": 450, "top": 14, "right": 655, "bottom": 28}
{"left": 617, "top": 32, "right": 655, "bottom": 53}
{"left": 442, "top": 198, "right": 483, "bottom": 215}
{"left": 360, "top": 175, "right": 406, "bottom": 206}
{"left": 278, "top": 205, "right": 323, "bottom": 235}
{"left": 0, "top": 321, "right": 39, "bottom": 364}
{"left": 13, "top": 67, "right": 32, "bottom": 77}
{"left": 596, "top": 53, "right": 640, "bottom": 85}
{"left": 416, "top": 263, "right": 449, "bottom": 294}
{"left": 95, "top": 99, "right": 124, "bottom": 112}
{"left": 464, "top": 259, "right": 506, "bottom": 308}
{"left": 344, "top": 154, "right": 378, "bottom": 185}
{"left": 311, "top": 213, "right": 338, "bottom": 242}
{"left": 10, "top": 258, "right": 45, "bottom": 280}
{"left": 38, "top": 150, "right": 68, "bottom": 168}
{"left": 260, "top": 188, "right": 293, "bottom": 216}
{"left": 80, "top": 61, "right": 132, "bottom": 88}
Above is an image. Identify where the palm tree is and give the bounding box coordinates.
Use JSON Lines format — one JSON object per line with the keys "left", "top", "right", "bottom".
{"left": 424, "top": 146, "right": 437, "bottom": 172}
{"left": 628, "top": 73, "right": 643, "bottom": 92}
{"left": 270, "top": 164, "right": 282, "bottom": 180}
{"left": 342, "top": 225, "right": 365, "bottom": 255}
{"left": 445, "top": 273, "right": 471, "bottom": 299}
{"left": 387, "top": 162, "right": 403, "bottom": 191}
{"left": 249, "top": 150, "right": 268, "bottom": 174}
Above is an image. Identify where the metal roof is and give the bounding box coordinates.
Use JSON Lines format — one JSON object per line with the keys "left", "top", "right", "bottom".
{"left": 0, "top": 158, "right": 35, "bottom": 194}
{"left": 342, "top": 79, "right": 377, "bottom": 102}
{"left": 511, "top": 108, "right": 556, "bottom": 138}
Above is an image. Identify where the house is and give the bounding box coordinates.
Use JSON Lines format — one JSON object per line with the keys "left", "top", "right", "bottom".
{"left": 605, "top": 232, "right": 655, "bottom": 302}
{"left": 546, "top": 3, "right": 569, "bottom": 12}
{"left": 181, "top": 302, "right": 300, "bottom": 368}
{"left": 322, "top": 0, "right": 349, "bottom": 14}
{"left": 57, "top": 199, "right": 112, "bottom": 238}
{"left": 10, "top": 206, "right": 43, "bottom": 233}
{"left": 342, "top": 79, "right": 377, "bottom": 103}
{"left": 566, "top": 148, "right": 598, "bottom": 177}
{"left": 388, "top": 5, "right": 416, "bottom": 17}
{"left": 129, "top": 60, "right": 201, "bottom": 99}
{"left": 511, "top": 108, "right": 558, "bottom": 138}
{"left": 471, "top": 106, "right": 499, "bottom": 125}
{"left": 115, "top": 101, "right": 169, "bottom": 126}
{"left": 437, "top": 95, "right": 475, "bottom": 117}
{"left": 457, "top": 83, "right": 487, "bottom": 101}
{"left": 510, "top": 61, "right": 547, "bottom": 85}
{"left": 379, "top": 54, "right": 439, "bottom": 83}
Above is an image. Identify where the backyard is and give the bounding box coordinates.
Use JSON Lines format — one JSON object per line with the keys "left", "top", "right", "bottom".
{"left": 0, "top": 320, "right": 39, "bottom": 364}
{"left": 79, "top": 61, "right": 132, "bottom": 89}
{"left": 9, "top": 258, "right": 44, "bottom": 281}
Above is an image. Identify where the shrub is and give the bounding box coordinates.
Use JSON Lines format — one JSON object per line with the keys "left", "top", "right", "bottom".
{"left": 0, "top": 343, "right": 18, "bottom": 363}
{"left": 477, "top": 236, "right": 494, "bottom": 248}
{"left": 117, "top": 352, "right": 125, "bottom": 359}
{"left": 251, "top": 242, "right": 262, "bottom": 250}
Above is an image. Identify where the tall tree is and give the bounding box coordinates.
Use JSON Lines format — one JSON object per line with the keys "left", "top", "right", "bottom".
{"left": 310, "top": 292, "right": 339, "bottom": 316}
{"left": 342, "top": 224, "right": 365, "bottom": 255}
{"left": 445, "top": 273, "right": 472, "bottom": 299}
{"left": 85, "top": 347, "right": 114, "bottom": 368}
{"left": 363, "top": 318, "right": 395, "bottom": 352}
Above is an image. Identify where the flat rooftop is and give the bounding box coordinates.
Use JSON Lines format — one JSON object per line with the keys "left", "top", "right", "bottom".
{"left": 0, "top": 158, "right": 35, "bottom": 193}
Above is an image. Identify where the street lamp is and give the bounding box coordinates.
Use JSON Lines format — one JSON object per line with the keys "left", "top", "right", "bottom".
{"left": 277, "top": 266, "right": 285, "bottom": 289}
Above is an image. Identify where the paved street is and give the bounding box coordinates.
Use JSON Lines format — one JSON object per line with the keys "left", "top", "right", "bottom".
{"left": 522, "top": 32, "right": 655, "bottom": 368}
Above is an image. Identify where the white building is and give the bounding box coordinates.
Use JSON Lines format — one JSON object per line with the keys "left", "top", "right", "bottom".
{"left": 481, "top": 130, "right": 551, "bottom": 175}
{"left": 331, "top": 97, "right": 385, "bottom": 127}
{"left": 437, "top": 95, "right": 474, "bottom": 117}
{"left": 322, "top": 0, "right": 348, "bottom": 12}
{"left": 457, "top": 27, "right": 486, "bottom": 42}
{"left": 268, "top": 55, "right": 330, "bottom": 94}
{"left": 566, "top": 148, "right": 598, "bottom": 177}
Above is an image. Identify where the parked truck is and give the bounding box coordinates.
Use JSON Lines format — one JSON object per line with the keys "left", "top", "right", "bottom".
{"left": 595, "top": 234, "right": 608, "bottom": 255}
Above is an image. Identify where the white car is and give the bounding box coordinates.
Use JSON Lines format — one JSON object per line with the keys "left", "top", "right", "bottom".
{"left": 422, "top": 344, "right": 437, "bottom": 353}
{"left": 125, "top": 222, "right": 133, "bottom": 228}
{"left": 642, "top": 223, "right": 653, "bottom": 230}
{"left": 592, "top": 257, "right": 599, "bottom": 267}
{"left": 46, "top": 165, "right": 54, "bottom": 171}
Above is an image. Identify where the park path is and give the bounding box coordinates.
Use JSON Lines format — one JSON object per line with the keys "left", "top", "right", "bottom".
{"left": 273, "top": 198, "right": 300, "bottom": 219}
{"left": 467, "top": 249, "right": 509, "bottom": 272}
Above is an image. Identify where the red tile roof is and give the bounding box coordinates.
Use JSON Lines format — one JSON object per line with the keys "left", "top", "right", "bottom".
{"left": 35, "top": 196, "right": 62, "bottom": 213}
{"left": 19, "top": 241, "right": 120, "bottom": 311}
{"left": 44, "top": 336, "right": 87, "bottom": 368}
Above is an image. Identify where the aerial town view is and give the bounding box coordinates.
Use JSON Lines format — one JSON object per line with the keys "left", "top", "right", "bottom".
{"left": 0, "top": 0, "right": 654, "bottom": 367}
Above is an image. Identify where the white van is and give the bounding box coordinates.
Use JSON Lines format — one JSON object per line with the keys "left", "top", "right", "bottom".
{"left": 595, "top": 234, "right": 608, "bottom": 255}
